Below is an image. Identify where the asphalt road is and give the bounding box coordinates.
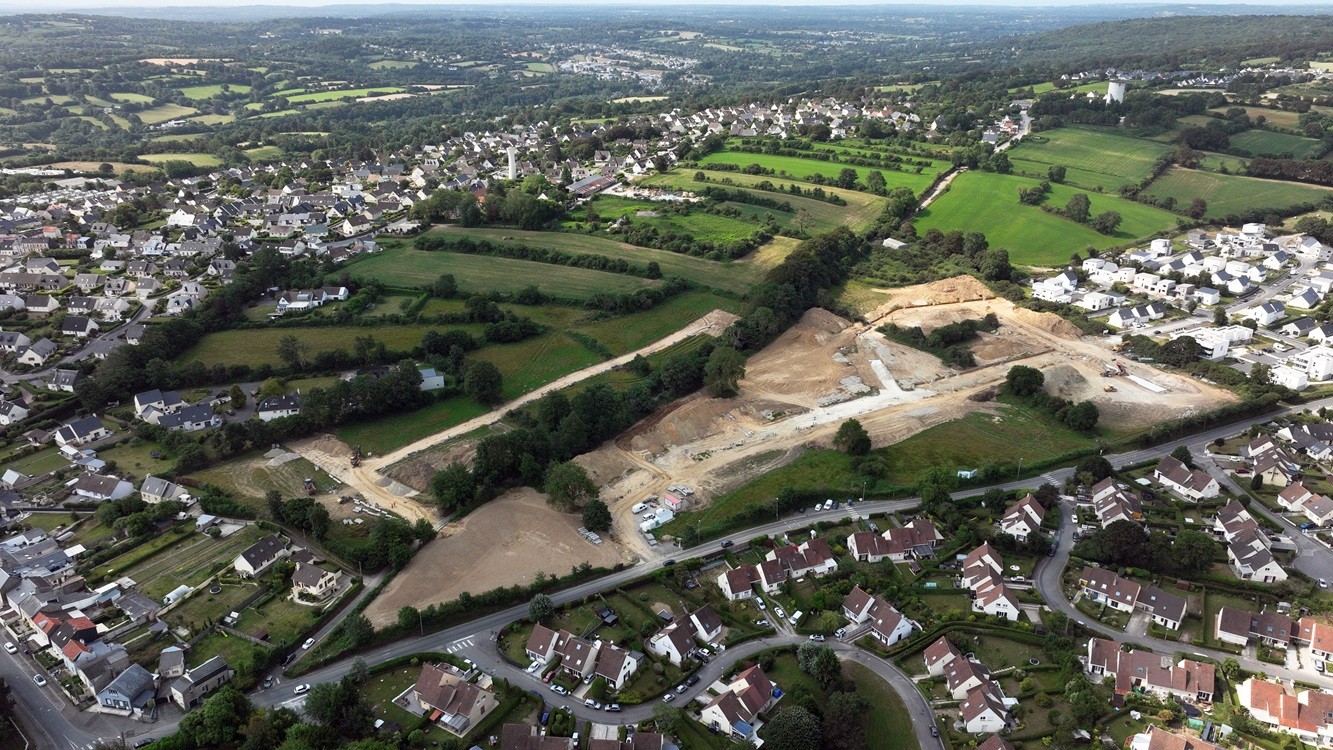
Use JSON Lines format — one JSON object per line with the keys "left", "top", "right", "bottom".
{"left": 26, "top": 392, "right": 1333, "bottom": 749}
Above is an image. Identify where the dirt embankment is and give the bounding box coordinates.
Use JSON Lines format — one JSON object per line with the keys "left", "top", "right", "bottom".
{"left": 362, "top": 488, "right": 628, "bottom": 627}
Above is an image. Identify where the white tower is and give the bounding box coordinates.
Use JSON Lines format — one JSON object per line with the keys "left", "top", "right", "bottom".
{"left": 507, "top": 147, "right": 518, "bottom": 180}
{"left": 1105, "top": 80, "right": 1126, "bottom": 104}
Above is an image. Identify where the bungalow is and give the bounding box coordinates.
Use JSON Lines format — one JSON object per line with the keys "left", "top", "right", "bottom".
{"left": 647, "top": 616, "right": 696, "bottom": 666}
{"left": 699, "top": 665, "right": 775, "bottom": 740}
{"left": 233, "top": 535, "right": 289, "bottom": 577}
{"left": 412, "top": 662, "right": 498, "bottom": 736}
{"left": 55, "top": 416, "right": 111, "bottom": 447}
{"left": 998, "top": 494, "right": 1045, "bottom": 543}
{"left": 257, "top": 392, "right": 301, "bottom": 421}
{"left": 140, "top": 476, "right": 187, "bottom": 504}
{"left": 765, "top": 538, "right": 838, "bottom": 579}
{"left": 1137, "top": 586, "right": 1187, "bottom": 631}
{"left": 1152, "top": 456, "right": 1221, "bottom": 501}
{"left": 157, "top": 404, "right": 222, "bottom": 432}
{"left": 59, "top": 316, "right": 98, "bottom": 339}
{"left": 71, "top": 474, "right": 134, "bottom": 502}
{"left": 1214, "top": 606, "right": 1296, "bottom": 648}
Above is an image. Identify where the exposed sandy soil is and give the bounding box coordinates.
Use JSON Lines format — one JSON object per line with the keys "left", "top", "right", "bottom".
{"left": 362, "top": 488, "right": 629, "bottom": 627}
{"left": 289, "top": 434, "right": 437, "bottom": 525}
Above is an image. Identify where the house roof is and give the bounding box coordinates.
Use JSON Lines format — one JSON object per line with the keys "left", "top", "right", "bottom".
{"left": 413, "top": 663, "right": 488, "bottom": 718}
{"left": 237, "top": 535, "right": 286, "bottom": 569}
{"left": 924, "top": 636, "right": 962, "bottom": 672}
{"left": 1079, "top": 567, "right": 1140, "bottom": 607}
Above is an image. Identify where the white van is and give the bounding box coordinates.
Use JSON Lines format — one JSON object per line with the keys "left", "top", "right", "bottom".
{"left": 788, "top": 610, "right": 803, "bottom": 626}
{"left": 631, "top": 502, "right": 648, "bottom": 514}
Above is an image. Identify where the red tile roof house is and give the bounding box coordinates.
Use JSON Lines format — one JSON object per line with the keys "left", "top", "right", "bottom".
{"left": 1152, "top": 456, "right": 1221, "bottom": 501}
{"left": 998, "top": 494, "right": 1046, "bottom": 543}
{"left": 840, "top": 586, "right": 915, "bottom": 646}
{"left": 923, "top": 636, "right": 963, "bottom": 677}
{"left": 1078, "top": 566, "right": 1140, "bottom": 612}
{"left": 765, "top": 538, "right": 838, "bottom": 578}
{"left": 1296, "top": 617, "right": 1333, "bottom": 661}
{"left": 1130, "top": 725, "right": 1226, "bottom": 750}
{"left": 1237, "top": 676, "right": 1333, "bottom": 745}
{"left": 961, "top": 543, "right": 1022, "bottom": 621}
{"left": 700, "top": 665, "right": 776, "bottom": 741}
{"left": 960, "top": 683, "right": 1012, "bottom": 735}
{"left": 411, "top": 662, "right": 499, "bottom": 736}
{"left": 1085, "top": 638, "right": 1216, "bottom": 702}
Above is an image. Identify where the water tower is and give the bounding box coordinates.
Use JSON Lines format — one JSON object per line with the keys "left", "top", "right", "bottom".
{"left": 507, "top": 146, "right": 518, "bottom": 180}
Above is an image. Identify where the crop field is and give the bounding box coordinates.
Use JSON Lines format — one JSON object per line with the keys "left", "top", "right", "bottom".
{"left": 345, "top": 244, "right": 661, "bottom": 298}
{"left": 424, "top": 225, "right": 760, "bottom": 293}
{"left": 913, "top": 171, "right": 1178, "bottom": 265}
{"left": 284, "top": 87, "right": 405, "bottom": 103}
{"left": 643, "top": 168, "right": 887, "bottom": 230}
{"left": 697, "top": 148, "right": 935, "bottom": 193}
{"left": 1230, "top": 129, "right": 1325, "bottom": 159}
{"left": 183, "top": 323, "right": 469, "bottom": 367}
{"left": 1143, "top": 167, "right": 1333, "bottom": 218}
{"left": 140, "top": 152, "right": 222, "bottom": 167}
{"left": 109, "top": 92, "right": 154, "bottom": 103}
{"left": 178, "top": 83, "right": 252, "bottom": 99}
{"left": 1008, "top": 127, "right": 1170, "bottom": 191}
{"left": 566, "top": 195, "right": 766, "bottom": 246}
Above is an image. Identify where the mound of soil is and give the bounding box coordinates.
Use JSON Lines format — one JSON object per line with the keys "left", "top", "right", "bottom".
{"left": 1043, "top": 364, "right": 1090, "bottom": 399}
{"left": 798, "top": 307, "right": 851, "bottom": 336}
{"left": 877, "top": 275, "right": 994, "bottom": 311}
{"left": 1010, "top": 307, "right": 1083, "bottom": 340}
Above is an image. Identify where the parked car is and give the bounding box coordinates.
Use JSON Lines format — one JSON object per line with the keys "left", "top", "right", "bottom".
{"left": 301, "top": 638, "right": 316, "bottom": 650}
{"left": 585, "top": 698, "right": 597, "bottom": 708}
{"left": 835, "top": 628, "right": 846, "bottom": 638}
{"left": 687, "top": 675, "right": 700, "bottom": 686}
{"left": 822, "top": 499, "right": 833, "bottom": 511}
{"left": 540, "top": 711, "right": 550, "bottom": 725}
{"left": 756, "top": 599, "right": 767, "bottom": 610}
{"left": 720, "top": 540, "right": 733, "bottom": 548}
{"left": 606, "top": 703, "right": 622, "bottom": 712}
{"left": 675, "top": 684, "right": 688, "bottom": 694}
{"left": 32, "top": 674, "right": 45, "bottom": 687}
{"left": 262, "top": 676, "right": 274, "bottom": 689}
{"left": 1302, "top": 521, "right": 1317, "bottom": 530}
{"left": 930, "top": 727, "right": 939, "bottom": 738}
{"left": 3, "top": 643, "right": 15, "bottom": 654}
{"left": 809, "top": 634, "right": 826, "bottom": 642}
{"left": 663, "top": 559, "right": 676, "bottom": 566}
{"left": 663, "top": 693, "right": 675, "bottom": 702}
{"left": 543, "top": 671, "right": 554, "bottom": 683}
{"left": 1321, "top": 578, "right": 1328, "bottom": 589}
{"left": 293, "top": 684, "right": 310, "bottom": 695}
{"left": 631, "top": 503, "right": 648, "bottom": 514}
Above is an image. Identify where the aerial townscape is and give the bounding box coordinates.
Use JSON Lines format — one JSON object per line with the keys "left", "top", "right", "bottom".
{"left": 5, "top": 3, "right": 1333, "bottom": 750}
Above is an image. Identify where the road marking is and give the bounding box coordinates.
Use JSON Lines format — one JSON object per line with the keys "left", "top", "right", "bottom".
{"left": 446, "top": 637, "right": 473, "bottom": 653}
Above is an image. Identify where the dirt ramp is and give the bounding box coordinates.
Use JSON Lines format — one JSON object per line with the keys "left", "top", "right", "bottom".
{"left": 868, "top": 275, "right": 994, "bottom": 319}
{"left": 1010, "top": 307, "right": 1084, "bottom": 340}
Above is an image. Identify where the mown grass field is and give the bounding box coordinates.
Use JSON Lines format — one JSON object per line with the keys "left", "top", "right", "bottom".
{"left": 284, "top": 87, "right": 405, "bottom": 103}
{"left": 1230, "top": 129, "right": 1325, "bottom": 159}
{"left": 182, "top": 323, "right": 482, "bottom": 367}
{"left": 698, "top": 148, "right": 936, "bottom": 193}
{"left": 1213, "top": 106, "right": 1303, "bottom": 130}
{"left": 140, "top": 152, "right": 223, "bottom": 167}
{"left": 1143, "top": 167, "right": 1333, "bottom": 218}
{"left": 244, "top": 145, "right": 283, "bottom": 162}
{"left": 368, "top": 60, "right": 417, "bottom": 69}
{"left": 178, "top": 83, "right": 252, "bottom": 99}
{"left": 424, "top": 225, "right": 759, "bottom": 293}
{"left": 1008, "top": 127, "right": 1170, "bottom": 191}
{"left": 914, "top": 171, "right": 1178, "bottom": 266}
{"left": 565, "top": 195, "right": 765, "bottom": 246}
{"left": 345, "top": 243, "right": 662, "bottom": 298}
{"left": 137, "top": 103, "right": 199, "bottom": 124}
{"left": 109, "top": 92, "right": 154, "bottom": 103}
{"left": 643, "top": 168, "right": 888, "bottom": 230}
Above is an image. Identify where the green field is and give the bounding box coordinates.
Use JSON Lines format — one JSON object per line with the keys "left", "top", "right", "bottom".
{"left": 565, "top": 195, "right": 767, "bottom": 246}
{"left": 284, "top": 87, "right": 405, "bottom": 103}
{"left": 425, "top": 225, "right": 760, "bottom": 293}
{"left": 140, "top": 152, "right": 222, "bottom": 167}
{"left": 345, "top": 244, "right": 661, "bottom": 298}
{"left": 914, "top": 171, "right": 1178, "bottom": 265}
{"left": 368, "top": 60, "right": 418, "bottom": 69}
{"left": 183, "top": 323, "right": 477, "bottom": 367}
{"left": 109, "top": 92, "right": 154, "bottom": 103}
{"left": 698, "top": 148, "right": 936, "bottom": 193}
{"left": 187, "top": 113, "right": 236, "bottom": 126}
{"left": 1213, "top": 106, "right": 1303, "bottom": 130}
{"left": 1008, "top": 127, "right": 1170, "bottom": 191}
{"left": 1230, "top": 129, "right": 1325, "bottom": 159}
{"left": 1143, "top": 167, "right": 1333, "bottom": 219}
{"left": 843, "top": 663, "right": 921, "bottom": 750}
{"left": 137, "top": 103, "right": 199, "bottom": 124}
{"left": 643, "top": 168, "right": 887, "bottom": 231}
{"left": 244, "top": 145, "right": 283, "bottom": 162}
{"left": 178, "top": 83, "right": 252, "bottom": 99}
{"left": 1023, "top": 80, "right": 1110, "bottom": 95}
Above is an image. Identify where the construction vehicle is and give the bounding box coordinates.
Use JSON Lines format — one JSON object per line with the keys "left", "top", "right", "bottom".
{"left": 303, "top": 477, "right": 317, "bottom": 496}
{"left": 350, "top": 447, "right": 362, "bottom": 467}
{"left": 1104, "top": 385, "right": 1117, "bottom": 393}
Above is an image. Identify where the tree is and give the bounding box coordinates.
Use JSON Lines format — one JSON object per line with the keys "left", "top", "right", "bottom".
{"left": 1063, "top": 401, "right": 1100, "bottom": 431}
{"left": 1221, "top": 658, "right": 1241, "bottom": 684}
{"left": 431, "top": 462, "right": 475, "bottom": 511}
{"left": 178, "top": 686, "right": 252, "bottom": 747}
{"left": 463, "top": 360, "right": 503, "bottom": 405}
{"left": 703, "top": 346, "right": 745, "bottom": 398}
{"left": 341, "top": 613, "right": 373, "bottom": 647}
{"left": 229, "top": 384, "right": 246, "bottom": 410}
{"left": 1251, "top": 473, "right": 1264, "bottom": 491}
{"left": 544, "top": 461, "right": 598, "bottom": 511}
{"left": 1090, "top": 211, "right": 1123, "bottom": 235}
{"left": 979, "top": 248, "right": 1013, "bottom": 282}
{"left": 1188, "top": 198, "right": 1208, "bottom": 220}
{"left": 837, "top": 167, "right": 858, "bottom": 190}
{"left": 397, "top": 605, "right": 421, "bottom": 632}
{"left": 258, "top": 377, "right": 287, "bottom": 399}
{"left": 764, "top": 706, "right": 822, "bottom": 750}
{"left": 1006, "top": 365, "right": 1045, "bottom": 397}
{"left": 304, "top": 677, "right": 374, "bottom": 738}
{"left": 1048, "top": 165, "right": 1067, "bottom": 183}
{"left": 823, "top": 691, "right": 872, "bottom": 750}
{"left": 1074, "top": 456, "right": 1113, "bottom": 482}
{"left": 652, "top": 703, "right": 685, "bottom": 736}
{"left": 582, "top": 499, "right": 612, "bottom": 532}
{"left": 1063, "top": 193, "right": 1091, "bottom": 223}
{"left": 796, "top": 642, "right": 841, "bottom": 687}
{"left": 1172, "top": 529, "right": 1221, "bottom": 577}
{"left": 1080, "top": 519, "right": 1148, "bottom": 568}
{"left": 1214, "top": 307, "right": 1228, "bottom": 326}
{"left": 529, "top": 593, "right": 555, "bottom": 622}
{"left": 1171, "top": 445, "right": 1193, "bottom": 467}
{"left": 275, "top": 334, "right": 307, "bottom": 370}
{"left": 833, "top": 418, "right": 872, "bottom": 456}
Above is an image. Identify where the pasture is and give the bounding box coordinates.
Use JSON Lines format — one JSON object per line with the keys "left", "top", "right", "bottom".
{"left": 565, "top": 195, "right": 766, "bottom": 246}
{"left": 344, "top": 244, "right": 661, "bottom": 298}
{"left": 697, "top": 149, "right": 936, "bottom": 193}
{"left": 140, "top": 152, "right": 222, "bottom": 167}
{"left": 109, "top": 92, "right": 154, "bottom": 103}
{"left": 424, "top": 225, "right": 760, "bottom": 293}
{"left": 913, "top": 171, "right": 1177, "bottom": 266}
{"left": 1230, "top": 129, "right": 1325, "bottom": 159}
{"left": 284, "top": 87, "right": 405, "bottom": 103}
{"left": 178, "top": 83, "right": 252, "bottom": 99}
{"left": 1007, "top": 127, "right": 1169, "bottom": 191}
{"left": 643, "top": 168, "right": 888, "bottom": 230}
{"left": 182, "top": 323, "right": 475, "bottom": 367}
{"left": 1143, "top": 167, "right": 1333, "bottom": 219}
{"left": 1213, "top": 106, "right": 1303, "bottom": 130}
{"left": 137, "top": 103, "right": 199, "bottom": 124}
{"left": 244, "top": 145, "right": 283, "bottom": 162}
{"left": 368, "top": 60, "right": 417, "bottom": 69}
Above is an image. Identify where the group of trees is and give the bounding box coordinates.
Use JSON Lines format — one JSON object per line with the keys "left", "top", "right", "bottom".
{"left": 879, "top": 313, "right": 1000, "bottom": 369}
{"left": 1075, "top": 519, "right": 1221, "bottom": 579}
{"left": 1004, "top": 365, "right": 1100, "bottom": 431}
{"left": 1047, "top": 192, "right": 1122, "bottom": 235}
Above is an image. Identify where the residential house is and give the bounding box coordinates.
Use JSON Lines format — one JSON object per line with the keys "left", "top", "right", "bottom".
{"left": 96, "top": 664, "right": 156, "bottom": 717}
{"left": 71, "top": 474, "right": 134, "bottom": 502}
{"left": 849, "top": 518, "right": 941, "bottom": 562}
{"left": 257, "top": 393, "right": 301, "bottom": 421}
{"left": 1213, "top": 606, "right": 1296, "bottom": 649}
{"left": 290, "top": 562, "right": 342, "bottom": 602}
{"left": 17, "top": 338, "right": 57, "bottom": 366}
{"left": 412, "top": 662, "right": 498, "bottom": 736}
{"left": 998, "top": 494, "right": 1045, "bottom": 543}
{"left": 1152, "top": 456, "right": 1221, "bottom": 501}
{"left": 1130, "top": 726, "right": 1225, "bottom": 750}
{"left": 54, "top": 416, "right": 110, "bottom": 447}
{"left": 1085, "top": 638, "right": 1215, "bottom": 702}
{"left": 59, "top": 316, "right": 98, "bottom": 338}
{"left": 1237, "top": 677, "right": 1333, "bottom": 745}
{"left": 499, "top": 724, "right": 574, "bottom": 750}
{"left": 233, "top": 535, "right": 289, "bottom": 577}
{"left": 841, "top": 586, "right": 914, "bottom": 646}
{"left": 699, "top": 665, "right": 775, "bottom": 740}
{"left": 592, "top": 643, "right": 640, "bottom": 690}
{"left": 170, "top": 656, "right": 234, "bottom": 709}
{"left": 140, "top": 476, "right": 187, "bottom": 504}
{"left": 923, "top": 636, "right": 963, "bottom": 677}
{"left": 1078, "top": 567, "right": 1140, "bottom": 612}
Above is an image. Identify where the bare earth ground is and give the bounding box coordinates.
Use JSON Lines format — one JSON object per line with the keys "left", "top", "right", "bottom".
{"left": 582, "top": 276, "right": 1236, "bottom": 545}
{"left": 362, "top": 488, "right": 629, "bottom": 627}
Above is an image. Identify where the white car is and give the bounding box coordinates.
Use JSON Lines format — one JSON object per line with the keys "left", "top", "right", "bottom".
{"left": 631, "top": 503, "right": 648, "bottom": 514}
{"left": 294, "top": 684, "right": 311, "bottom": 695}
{"left": 1322, "top": 579, "right": 1328, "bottom": 589}
{"left": 32, "top": 674, "right": 46, "bottom": 687}
{"left": 302, "top": 638, "right": 316, "bottom": 650}
{"left": 3, "top": 643, "right": 15, "bottom": 654}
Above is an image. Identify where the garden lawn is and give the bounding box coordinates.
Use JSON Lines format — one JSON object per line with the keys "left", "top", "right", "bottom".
{"left": 1230, "top": 129, "right": 1325, "bottom": 159}
{"left": 166, "top": 581, "right": 263, "bottom": 635}
{"left": 913, "top": 171, "right": 1178, "bottom": 266}
{"left": 245, "top": 145, "right": 283, "bottom": 162}
{"left": 699, "top": 149, "right": 936, "bottom": 194}
{"left": 424, "top": 224, "right": 760, "bottom": 294}
{"left": 345, "top": 246, "right": 660, "bottom": 298}
{"left": 231, "top": 595, "right": 319, "bottom": 646}
{"left": 1007, "top": 127, "right": 1170, "bottom": 192}
{"left": 186, "top": 629, "right": 271, "bottom": 674}
{"left": 1143, "top": 167, "right": 1333, "bottom": 219}
{"left": 99, "top": 439, "right": 175, "bottom": 479}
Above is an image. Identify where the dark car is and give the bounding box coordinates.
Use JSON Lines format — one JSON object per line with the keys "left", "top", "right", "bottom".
{"left": 134, "top": 740, "right": 155, "bottom": 749}
{"left": 663, "top": 559, "right": 676, "bottom": 566}
{"left": 687, "top": 675, "right": 700, "bottom": 686}
{"left": 930, "top": 727, "right": 939, "bottom": 738}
